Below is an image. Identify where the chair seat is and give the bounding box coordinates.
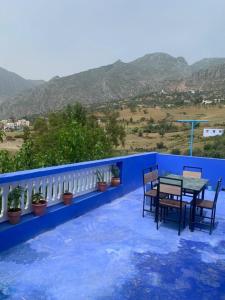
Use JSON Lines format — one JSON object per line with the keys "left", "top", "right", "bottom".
{"left": 145, "top": 189, "right": 166, "bottom": 198}
{"left": 196, "top": 199, "right": 214, "bottom": 209}
{"left": 159, "top": 198, "right": 186, "bottom": 209}
{"left": 145, "top": 189, "right": 157, "bottom": 197}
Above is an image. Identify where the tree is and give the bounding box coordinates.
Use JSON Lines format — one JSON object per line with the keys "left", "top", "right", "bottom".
{"left": 104, "top": 111, "right": 126, "bottom": 147}
{"left": 0, "top": 130, "right": 5, "bottom": 143}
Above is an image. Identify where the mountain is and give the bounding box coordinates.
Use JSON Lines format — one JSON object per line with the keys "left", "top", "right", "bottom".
{"left": 0, "top": 66, "right": 44, "bottom": 103}
{"left": 0, "top": 53, "right": 225, "bottom": 118}
{"left": 188, "top": 62, "right": 225, "bottom": 90}
{"left": 191, "top": 58, "right": 225, "bottom": 73}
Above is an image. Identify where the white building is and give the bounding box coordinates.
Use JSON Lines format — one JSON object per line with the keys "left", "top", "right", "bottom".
{"left": 16, "top": 119, "right": 30, "bottom": 128}
{"left": 202, "top": 100, "right": 213, "bottom": 105}
{"left": 203, "top": 128, "right": 224, "bottom": 138}
{"left": 3, "top": 122, "right": 16, "bottom": 131}
{"left": 2, "top": 119, "right": 30, "bottom": 131}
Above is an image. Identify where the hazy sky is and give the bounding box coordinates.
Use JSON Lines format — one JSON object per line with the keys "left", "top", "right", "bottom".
{"left": 0, "top": 0, "right": 225, "bottom": 80}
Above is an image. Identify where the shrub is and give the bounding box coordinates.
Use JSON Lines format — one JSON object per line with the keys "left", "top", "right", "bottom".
{"left": 171, "top": 148, "right": 181, "bottom": 155}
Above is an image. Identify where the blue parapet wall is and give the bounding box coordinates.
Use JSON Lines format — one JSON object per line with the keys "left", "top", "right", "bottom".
{"left": 0, "top": 152, "right": 157, "bottom": 252}
{"left": 2, "top": 151, "right": 225, "bottom": 252}
{"left": 157, "top": 153, "right": 225, "bottom": 189}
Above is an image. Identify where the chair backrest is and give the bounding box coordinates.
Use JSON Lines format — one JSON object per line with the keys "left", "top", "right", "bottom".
{"left": 158, "top": 176, "right": 183, "bottom": 197}
{"left": 183, "top": 166, "right": 202, "bottom": 179}
{"left": 213, "top": 177, "right": 222, "bottom": 207}
{"left": 144, "top": 169, "right": 158, "bottom": 184}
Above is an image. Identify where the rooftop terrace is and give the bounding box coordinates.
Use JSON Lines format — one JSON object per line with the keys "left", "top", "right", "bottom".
{"left": 0, "top": 152, "right": 225, "bottom": 299}
{"left": 1, "top": 187, "right": 225, "bottom": 299}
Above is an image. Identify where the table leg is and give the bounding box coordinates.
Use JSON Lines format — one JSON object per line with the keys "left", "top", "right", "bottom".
{"left": 190, "top": 191, "right": 197, "bottom": 232}
{"left": 202, "top": 186, "right": 205, "bottom": 200}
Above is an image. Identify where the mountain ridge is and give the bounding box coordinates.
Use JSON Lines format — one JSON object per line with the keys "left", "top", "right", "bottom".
{"left": 0, "top": 52, "right": 225, "bottom": 118}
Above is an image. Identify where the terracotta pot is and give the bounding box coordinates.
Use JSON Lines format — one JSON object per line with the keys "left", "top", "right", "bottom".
{"left": 63, "top": 192, "right": 73, "bottom": 205}
{"left": 8, "top": 209, "right": 22, "bottom": 224}
{"left": 32, "top": 200, "right": 47, "bottom": 216}
{"left": 111, "top": 177, "right": 120, "bottom": 187}
{"left": 97, "top": 182, "right": 107, "bottom": 192}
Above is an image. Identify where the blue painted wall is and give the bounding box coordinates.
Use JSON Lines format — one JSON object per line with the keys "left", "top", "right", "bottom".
{"left": 157, "top": 153, "right": 225, "bottom": 189}
{"left": 2, "top": 151, "right": 225, "bottom": 252}
{"left": 0, "top": 152, "right": 157, "bottom": 252}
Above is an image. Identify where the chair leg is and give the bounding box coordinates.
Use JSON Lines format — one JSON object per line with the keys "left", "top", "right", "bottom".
{"left": 183, "top": 205, "right": 186, "bottom": 228}
{"left": 210, "top": 210, "right": 214, "bottom": 235}
{"left": 150, "top": 197, "right": 153, "bottom": 212}
{"left": 156, "top": 208, "right": 159, "bottom": 230}
{"left": 142, "top": 195, "right": 145, "bottom": 217}
{"left": 178, "top": 209, "right": 182, "bottom": 236}
{"left": 213, "top": 209, "right": 216, "bottom": 227}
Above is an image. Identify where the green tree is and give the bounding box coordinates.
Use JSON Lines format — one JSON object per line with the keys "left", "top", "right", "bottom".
{"left": 105, "top": 111, "right": 126, "bottom": 147}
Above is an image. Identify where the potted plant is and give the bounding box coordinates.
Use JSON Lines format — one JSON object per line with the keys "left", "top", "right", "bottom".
{"left": 62, "top": 190, "right": 73, "bottom": 205}
{"left": 32, "top": 192, "right": 47, "bottom": 216}
{"left": 96, "top": 170, "right": 107, "bottom": 192}
{"left": 7, "top": 186, "right": 24, "bottom": 224}
{"left": 111, "top": 165, "right": 120, "bottom": 186}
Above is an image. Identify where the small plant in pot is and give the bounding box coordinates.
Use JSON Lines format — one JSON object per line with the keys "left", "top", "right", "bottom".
{"left": 7, "top": 186, "right": 24, "bottom": 224}
{"left": 32, "top": 192, "right": 47, "bottom": 216}
{"left": 111, "top": 165, "right": 121, "bottom": 186}
{"left": 62, "top": 190, "right": 73, "bottom": 205}
{"left": 96, "top": 170, "right": 107, "bottom": 192}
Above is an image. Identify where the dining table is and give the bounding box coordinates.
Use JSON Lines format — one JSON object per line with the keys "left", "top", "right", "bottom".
{"left": 164, "top": 174, "right": 209, "bottom": 231}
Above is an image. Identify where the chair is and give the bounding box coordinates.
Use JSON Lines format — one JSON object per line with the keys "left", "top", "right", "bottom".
{"left": 155, "top": 177, "right": 186, "bottom": 235}
{"left": 183, "top": 166, "right": 202, "bottom": 179}
{"left": 195, "top": 178, "right": 222, "bottom": 234}
{"left": 183, "top": 166, "right": 203, "bottom": 198}
{"left": 142, "top": 168, "right": 159, "bottom": 216}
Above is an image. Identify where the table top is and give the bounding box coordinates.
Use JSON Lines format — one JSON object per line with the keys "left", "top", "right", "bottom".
{"left": 164, "top": 174, "right": 208, "bottom": 192}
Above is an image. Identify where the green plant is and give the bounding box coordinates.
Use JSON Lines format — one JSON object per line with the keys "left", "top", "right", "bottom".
{"left": 111, "top": 165, "right": 120, "bottom": 178}
{"left": 171, "top": 148, "right": 181, "bottom": 155}
{"left": 32, "top": 192, "right": 44, "bottom": 204}
{"left": 157, "top": 142, "right": 166, "bottom": 149}
{"left": 96, "top": 170, "right": 105, "bottom": 183}
{"left": 8, "top": 186, "right": 24, "bottom": 211}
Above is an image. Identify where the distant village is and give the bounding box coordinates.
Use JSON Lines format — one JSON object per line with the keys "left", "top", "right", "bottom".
{"left": 0, "top": 119, "right": 30, "bottom": 131}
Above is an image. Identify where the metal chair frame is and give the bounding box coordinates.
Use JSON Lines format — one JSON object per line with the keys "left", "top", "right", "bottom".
{"left": 155, "top": 177, "right": 186, "bottom": 235}
{"left": 142, "top": 165, "right": 159, "bottom": 216}
{"left": 194, "top": 178, "right": 222, "bottom": 234}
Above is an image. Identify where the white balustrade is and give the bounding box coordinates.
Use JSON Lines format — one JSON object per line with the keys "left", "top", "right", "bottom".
{"left": 0, "top": 164, "right": 113, "bottom": 223}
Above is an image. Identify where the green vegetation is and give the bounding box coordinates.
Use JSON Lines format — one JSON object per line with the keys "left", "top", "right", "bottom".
{"left": 96, "top": 170, "right": 105, "bottom": 183}
{"left": 32, "top": 192, "right": 44, "bottom": 204}
{"left": 111, "top": 165, "right": 120, "bottom": 178}
{"left": 0, "top": 104, "right": 126, "bottom": 173}
{"left": 195, "top": 134, "right": 225, "bottom": 158}
{"left": 8, "top": 186, "right": 24, "bottom": 211}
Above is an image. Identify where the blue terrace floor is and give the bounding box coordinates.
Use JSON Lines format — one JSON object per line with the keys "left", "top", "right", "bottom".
{"left": 0, "top": 188, "right": 225, "bottom": 300}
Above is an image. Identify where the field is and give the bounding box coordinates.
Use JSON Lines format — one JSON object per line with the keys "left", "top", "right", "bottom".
{"left": 116, "top": 105, "right": 225, "bottom": 154}
{"left": 0, "top": 131, "right": 23, "bottom": 154}
{"left": 1, "top": 105, "right": 225, "bottom": 156}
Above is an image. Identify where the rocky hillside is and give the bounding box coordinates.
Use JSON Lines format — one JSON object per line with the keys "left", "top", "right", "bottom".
{"left": 0, "top": 53, "right": 225, "bottom": 118}
{"left": 0, "top": 67, "right": 44, "bottom": 104}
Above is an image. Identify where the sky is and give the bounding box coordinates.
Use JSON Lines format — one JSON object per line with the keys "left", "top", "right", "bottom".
{"left": 0, "top": 0, "right": 225, "bottom": 80}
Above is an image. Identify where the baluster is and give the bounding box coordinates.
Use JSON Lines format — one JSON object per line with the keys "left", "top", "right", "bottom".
{"left": 26, "top": 180, "right": 33, "bottom": 212}
{"left": 1, "top": 184, "right": 9, "bottom": 221}
{"left": 47, "top": 177, "right": 52, "bottom": 203}
{"left": 72, "top": 173, "right": 77, "bottom": 195}
{"left": 58, "top": 175, "right": 63, "bottom": 200}
{"left": 52, "top": 177, "right": 57, "bottom": 203}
